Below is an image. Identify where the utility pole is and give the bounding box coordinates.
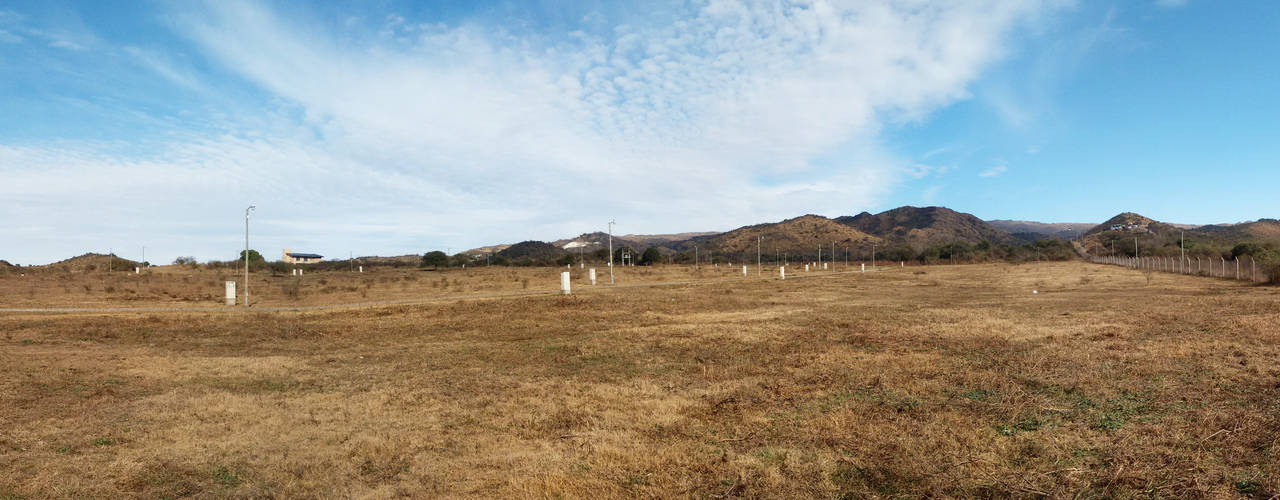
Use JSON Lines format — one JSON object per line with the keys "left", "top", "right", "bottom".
{"left": 694, "top": 244, "right": 698, "bottom": 269}
{"left": 244, "top": 205, "right": 255, "bottom": 307}
{"left": 872, "top": 243, "right": 877, "bottom": 270}
{"left": 818, "top": 244, "right": 821, "bottom": 269}
{"left": 608, "top": 219, "right": 615, "bottom": 285}
{"left": 757, "top": 236, "right": 762, "bottom": 276}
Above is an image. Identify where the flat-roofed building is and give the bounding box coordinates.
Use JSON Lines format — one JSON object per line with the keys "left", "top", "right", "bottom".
{"left": 282, "top": 249, "right": 323, "bottom": 264}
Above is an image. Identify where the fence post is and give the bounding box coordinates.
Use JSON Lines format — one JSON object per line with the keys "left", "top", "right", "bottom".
{"left": 1236, "top": 257, "right": 1240, "bottom": 281}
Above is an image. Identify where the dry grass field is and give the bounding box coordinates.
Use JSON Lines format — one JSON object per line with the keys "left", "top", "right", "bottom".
{"left": 0, "top": 263, "right": 795, "bottom": 309}
{"left": 1, "top": 261, "right": 1277, "bottom": 498}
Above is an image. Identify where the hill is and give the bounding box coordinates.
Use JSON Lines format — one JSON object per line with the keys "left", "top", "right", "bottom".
{"left": 497, "top": 241, "right": 565, "bottom": 262}
{"left": 40, "top": 253, "right": 142, "bottom": 272}
{"left": 678, "top": 215, "right": 879, "bottom": 261}
{"left": 835, "top": 206, "right": 1013, "bottom": 250}
{"left": 552, "top": 232, "right": 645, "bottom": 253}
{"left": 986, "top": 220, "right": 1094, "bottom": 240}
{"left": 1085, "top": 212, "right": 1158, "bottom": 236}
{"left": 1194, "top": 219, "right": 1280, "bottom": 242}
{"left": 619, "top": 232, "right": 720, "bottom": 246}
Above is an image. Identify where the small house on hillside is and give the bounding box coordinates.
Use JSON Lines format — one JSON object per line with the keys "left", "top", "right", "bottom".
{"left": 282, "top": 249, "right": 323, "bottom": 264}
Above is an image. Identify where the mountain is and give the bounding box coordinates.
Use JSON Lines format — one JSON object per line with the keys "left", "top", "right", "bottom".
{"left": 676, "top": 214, "right": 879, "bottom": 260}
{"left": 986, "top": 220, "right": 1095, "bottom": 240}
{"left": 835, "top": 206, "right": 1013, "bottom": 250}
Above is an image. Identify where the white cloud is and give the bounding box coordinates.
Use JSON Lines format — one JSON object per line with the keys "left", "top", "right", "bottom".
{"left": 1, "top": 0, "right": 1062, "bottom": 263}
{"left": 0, "top": 29, "right": 21, "bottom": 43}
{"left": 979, "top": 165, "right": 1008, "bottom": 177}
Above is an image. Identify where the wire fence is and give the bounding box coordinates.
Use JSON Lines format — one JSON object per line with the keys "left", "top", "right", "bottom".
{"left": 1088, "top": 254, "right": 1270, "bottom": 283}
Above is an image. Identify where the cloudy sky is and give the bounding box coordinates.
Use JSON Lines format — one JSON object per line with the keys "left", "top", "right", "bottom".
{"left": 1, "top": 1, "right": 1277, "bottom": 265}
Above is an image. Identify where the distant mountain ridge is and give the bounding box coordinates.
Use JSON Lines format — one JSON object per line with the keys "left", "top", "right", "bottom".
{"left": 986, "top": 220, "right": 1095, "bottom": 240}
{"left": 677, "top": 214, "right": 880, "bottom": 259}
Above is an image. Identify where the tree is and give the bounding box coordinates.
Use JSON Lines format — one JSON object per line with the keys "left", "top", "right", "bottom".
{"left": 639, "top": 247, "right": 663, "bottom": 266}
{"left": 421, "top": 251, "right": 449, "bottom": 268}
{"left": 173, "top": 256, "right": 197, "bottom": 266}
{"left": 239, "top": 249, "right": 265, "bottom": 264}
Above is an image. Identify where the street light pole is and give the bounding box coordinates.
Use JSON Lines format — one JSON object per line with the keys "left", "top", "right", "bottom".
{"left": 757, "top": 236, "right": 762, "bottom": 276}
{"left": 244, "top": 205, "right": 255, "bottom": 307}
{"left": 608, "top": 219, "right": 615, "bottom": 285}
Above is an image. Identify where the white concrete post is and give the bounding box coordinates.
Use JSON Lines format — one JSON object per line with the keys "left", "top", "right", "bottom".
{"left": 359, "top": 266, "right": 363, "bottom": 273}
{"left": 560, "top": 271, "right": 571, "bottom": 295}
{"left": 861, "top": 263, "right": 865, "bottom": 273}
{"left": 225, "top": 281, "right": 236, "bottom": 306}
{"left": 1236, "top": 257, "right": 1240, "bottom": 280}
{"left": 742, "top": 265, "right": 747, "bottom": 276}
{"left": 900, "top": 261, "right": 904, "bottom": 267}
{"left": 134, "top": 267, "right": 139, "bottom": 274}
{"left": 804, "top": 264, "right": 809, "bottom": 272}
{"left": 779, "top": 267, "right": 785, "bottom": 280}
{"left": 589, "top": 268, "right": 597, "bottom": 285}
{"left": 823, "top": 263, "right": 828, "bottom": 270}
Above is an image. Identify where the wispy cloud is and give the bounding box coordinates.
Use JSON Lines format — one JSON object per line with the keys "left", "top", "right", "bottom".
{"left": 979, "top": 165, "right": 1008, "bottom": 177}
{"left": 1, "top": 0, "right": 1062, "bottom": 263}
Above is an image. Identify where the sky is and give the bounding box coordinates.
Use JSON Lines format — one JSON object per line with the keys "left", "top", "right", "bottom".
{"left": 1, "top": 0, "right": 1277, "bottom": 265}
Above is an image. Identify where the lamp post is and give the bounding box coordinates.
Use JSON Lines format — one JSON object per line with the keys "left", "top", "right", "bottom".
{"left": 608, "top": 219, "right": 615, "bottom": 285}
{"left": 244, "top": 204, "right": 255, "bottom": 307}
{"left": 747, "top": 236, "right": 757, "bottom": 276}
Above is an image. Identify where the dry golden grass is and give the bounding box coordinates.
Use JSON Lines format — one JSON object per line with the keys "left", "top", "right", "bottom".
{"left": 1, "top": 261, "right": 1277, "bottom": 498}
{"left": 0, "top": 263, "right": 801, "bottom": 308}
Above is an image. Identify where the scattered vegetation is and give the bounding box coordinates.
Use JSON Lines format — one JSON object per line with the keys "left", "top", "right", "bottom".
{"left": 1, "top": 262, "right": 1276, "bottom": 497}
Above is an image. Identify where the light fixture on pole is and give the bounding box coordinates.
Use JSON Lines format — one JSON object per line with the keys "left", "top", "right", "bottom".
{"left": 244, "top": 204, "right": 255, "bottom": 307}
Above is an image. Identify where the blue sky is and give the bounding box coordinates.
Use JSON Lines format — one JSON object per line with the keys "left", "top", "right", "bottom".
{"left": 1, "top": 0, "right": 1276, "bottom": 265}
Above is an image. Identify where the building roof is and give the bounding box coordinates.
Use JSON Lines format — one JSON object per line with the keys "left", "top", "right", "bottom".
{"left": 286, "top": 252, "right": 323, "bottom": 259}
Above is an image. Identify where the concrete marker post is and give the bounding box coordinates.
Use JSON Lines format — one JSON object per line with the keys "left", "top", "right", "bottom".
{"left": 560, "top": 271, "right": 571, "bottom": 295}
{"left": 225, "top": 281, "right": 236, "bottom": 306}
{"left": 779, "top": 267, "right": 785, "bottom": 280}
{"left": 861, "top": 263, "right": 865, "bottom": 273}
{"left": 804, "top": 264, "right": 809, "bottom": 272}
{"left": 589, "top": 268, "right": 597, "bottom": 285}
{"left": 742, "top": 265, "right": 747, "bottom": 276}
